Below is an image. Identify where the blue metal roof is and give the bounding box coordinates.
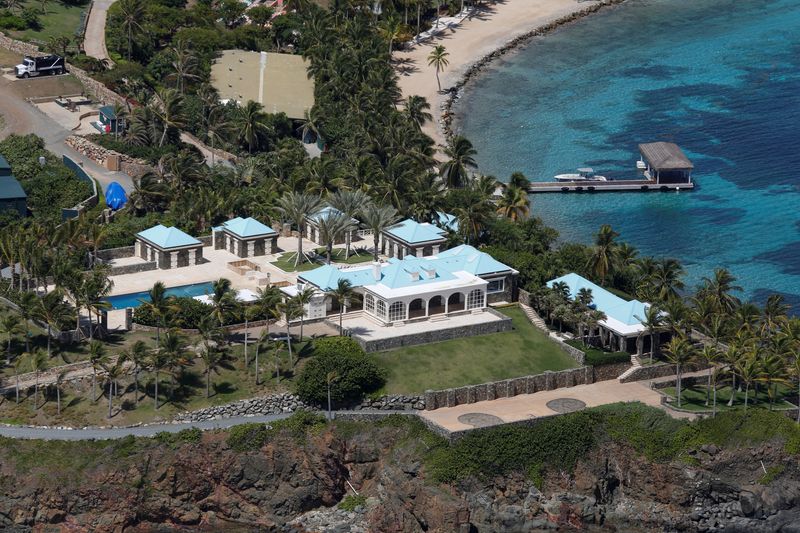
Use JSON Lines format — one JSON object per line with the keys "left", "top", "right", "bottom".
{"left": 220, "top": 217, "right": 275, "bottom": 238}
{"left": 300, "top": 246, "right": 514, "bottom": 291}
{"left": 0, "top": 176, "right": 26, "bottom": 200}
{"left": 385, "top": 219, "right": 446, "bottom": 245}
{"left": 307, "top": 206, "right": 344, "bottom": 223}
{"left": 136, "top": 224, "right": 201, "bottom": 249}
{"left": 435, "top": 211, "right": 458, "bottom": 232}
{"left": 546, "top": 273, "right": 649, "bottom": 327}
{"left": 435, "top": 245, "right": 513, "bottom": 276}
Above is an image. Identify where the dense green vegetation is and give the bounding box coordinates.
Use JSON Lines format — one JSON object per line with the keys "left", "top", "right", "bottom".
{"left": 0, "top": 134, "right": 92, "bottom": 224}
{"left": 295, "top": 337, "right": 385, "bottom": 405}
{"left": 565, "top": 339, "right": 630, "bottom": 366}
{"left": 425, "top": 403, "right": 800, "bottom": 484}
{"left": 376, "top": 306, "right": 577, "bottom": 394}
{"left": 1, "top": 0, "right": 89, "bottom": 42}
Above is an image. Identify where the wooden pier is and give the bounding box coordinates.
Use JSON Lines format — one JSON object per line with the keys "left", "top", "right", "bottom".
{"left": 527, "top": 179, "right": 695, "bottom": 194}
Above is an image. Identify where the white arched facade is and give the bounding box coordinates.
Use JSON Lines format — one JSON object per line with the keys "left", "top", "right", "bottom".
{"left": 362, "top": 285, "right": 488, "bottom": 325}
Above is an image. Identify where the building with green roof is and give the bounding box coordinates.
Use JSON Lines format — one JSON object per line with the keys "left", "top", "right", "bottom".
{"left": 135, "top": 224, "right": 204, "bottom": 269}
{"left": 0, "top": 176, "right": 27, "bottom": 217}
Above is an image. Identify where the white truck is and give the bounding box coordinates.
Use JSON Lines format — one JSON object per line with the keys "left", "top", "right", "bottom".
{"left": 15, "top": 55, "right": 66, "bottom": 78}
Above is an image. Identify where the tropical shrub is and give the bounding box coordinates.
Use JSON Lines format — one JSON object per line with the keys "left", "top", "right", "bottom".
{"left": 227, "top": 423, "right": 270, "bottom": 452}
{"left": 295, "top": 338, "right": 386, "bottom": 405}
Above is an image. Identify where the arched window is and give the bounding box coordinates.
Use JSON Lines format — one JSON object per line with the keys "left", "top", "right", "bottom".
{"left": 388, "top": 301, "right": 406, "bottom": 322}
{"left": 376, "top": 299, "right": 387, "bottom": 319}
{"left": 467, "top": 289, "right": 484, "bottom": 310}
{"left": 365, "top": 293, "right": 375, "bottom": 314}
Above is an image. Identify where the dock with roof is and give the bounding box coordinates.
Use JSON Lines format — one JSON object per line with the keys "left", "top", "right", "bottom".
{"left": 527, "top": 143, "right": 694, "bottom": 193}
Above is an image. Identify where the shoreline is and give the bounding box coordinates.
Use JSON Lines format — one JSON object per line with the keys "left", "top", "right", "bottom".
{"left": 394, "top": 0, "right": 627, "bottom": 147}
{"left": 442, "top": 0, "right": 629, "bottom": 142}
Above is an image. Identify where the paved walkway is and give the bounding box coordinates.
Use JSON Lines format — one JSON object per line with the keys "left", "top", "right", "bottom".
{"left": 420, "top": 377, "right": 696, "bottom": 433}
{"left": 83, "top": 0, "right": 117, "bottom": 63}
{"left": 0, "top": 410, "right": 405, "bottom": 440}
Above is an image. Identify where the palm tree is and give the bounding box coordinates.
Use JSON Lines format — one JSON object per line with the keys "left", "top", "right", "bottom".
{"left": 54, "top": 369, "right": 68, "bottom": 416}
{"left": 360, "top": 202, "right": 400, "bottom": 261}
{"left": 277, "top": 192, "right": 324, "bottom": 268}
{"left": 88, "top": 340, "right": 108, "bottom": 403}
{"left": 103, "top": 360, "right": 125, "bottom": 418}
{"left": 722, "top": 342, "right": 744, "bottom": 407}
{"left": 328, "top": 190, "right": 368, "bottom": 259}
{"left": 82, "top": 269, "right": 113, "bottom": 340}
{"left": 635, "top": 304, "right": 665, "bottom": 363}
{"left": 697, "top": 345, "right": 720, "bottom": 408}
{"left": 120, "top": 340, "right": 149, "bottom": 406}
{"left": 651, "top": 258, "right": 685, "bottom": 303}
{"left": 28, "top": 349, "right": 48, "bottom": 410}
{"left": 118, "top": 0, "right": 146, "bottom": 60}
{"left": 698, "top": 268, "right": 742, "bottom": 315}
{"left": 278, "top": 298, "right": 302, "bottom": 366}
{"left": 152, "top": 88, "right": 186, "bottom": 148}
{"left": 317, "top": 210, "right": 354, "bottom": 264}
{"left": 326, "top": 370, "right": 339, "bottom": 420}
{"left": 167, "top": 40, "right": 200, "bottom": 94}
{"left": 159, "top": 329, "right": 189, "bottom": 402}
{"left": 36, "top": 292, "right": 73, "bottom": 359}
{"left": 404, "top": 95, "right": 432, "bottom": 128}
{"left": 496, "top": 185, "right": 530, "bottom": 221}
{"left": 735, "top": 350, "right": 760, "bottom": 410}
{"left": 327, "top": 279, "right": 359, "bottom": 334}
{"left": 13, "top": 355, "right": 23, "bottom": 404}
{"left": 16, "top": 291, "right": 38, "bottom": 353}
{"left": 199, "top": 345, "right": 228, "bottom": 398}
{"left": 379, "top": 15, "right": 403, "bottom": 56}
{"left": 139, "top": 282, "right": 170, "bottom": 342}
{"left": 208, "top": 278, "right": 239, "bottom": 326}
{"left": 789, "top": 355, "right": 800, "bottom": 424}
{"left": 237, "top": 101, "right": 272, "bottom": 153}
{"left": 427, "top": 45, "right": 449, "bottom": 92}
{"left": 248, "top": 286, "right": 282, "bottom": 368}
{"left": 439, "top": 136, "right": 477, "bottom": 188}
{"left": 294, "top": 285, "right": 317, "bottom": 341}
{"left": 148, "top": 349, "right": 170, "bottom": 410}
{"left": 0, "top": 314, "right": 23, "bottom": 365}
{"left": 588, "top": 224, "right": 619, "bottom": 284}
{"left": 664, "top": 336, "right": 695, "bottom": 408}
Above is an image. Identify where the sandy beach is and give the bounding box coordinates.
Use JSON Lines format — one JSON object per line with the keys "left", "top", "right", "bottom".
{"left": 395, "top": 0, "right": 603, "bottom": 146}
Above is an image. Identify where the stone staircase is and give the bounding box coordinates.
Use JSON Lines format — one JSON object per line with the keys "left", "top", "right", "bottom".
{"left": 519, "top": 303, "right": 548, "bottom": 332}
{"left": 617, "top": 353, "right": 644, "bottom": 382}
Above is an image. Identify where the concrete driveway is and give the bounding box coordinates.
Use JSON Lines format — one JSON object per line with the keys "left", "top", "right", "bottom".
{"left": 0, "top": 73, "right": 133, "bottom": 191}
{"left": 84, "top": 0, "right": 117, "bottom": 63}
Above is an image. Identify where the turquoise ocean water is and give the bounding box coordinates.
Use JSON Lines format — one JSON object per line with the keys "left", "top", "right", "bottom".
{"left": 455, "top": 0, "right": 800, "bottom": 312}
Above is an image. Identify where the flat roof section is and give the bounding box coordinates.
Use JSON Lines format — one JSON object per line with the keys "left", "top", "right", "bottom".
{"left": 210, "top": 50, "right": 315, "bottom": 119}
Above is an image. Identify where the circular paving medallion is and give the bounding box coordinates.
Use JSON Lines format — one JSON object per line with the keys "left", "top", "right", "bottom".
{"left": 546, "top": 398, "right": 587, "bottom": 414}
{"left": 457, "top": 412, "right": 504, "bottom": 428}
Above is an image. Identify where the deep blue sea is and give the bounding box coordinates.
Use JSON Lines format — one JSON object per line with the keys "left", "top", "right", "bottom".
{"left": 455, "top": 0, "right": 800, "bottom": 312}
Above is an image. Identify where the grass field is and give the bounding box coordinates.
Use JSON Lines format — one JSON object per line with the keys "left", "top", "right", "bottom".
{"left": 272, "top": 248, "right": 372, "bottom": 273}
{"left": 376, "top": 306, "right": 579, "bottom": 394}
{"left": 662, "top": 384, "right": 796, "bottom": 413}
{"left": 9, "top": 0, "right": 89, "bottom": 42}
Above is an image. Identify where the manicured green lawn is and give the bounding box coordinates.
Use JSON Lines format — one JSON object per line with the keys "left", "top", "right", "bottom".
{"left": 662, "top": 384, "right": 796, "bottom": 412}
{"left": 271, "top": 253, "right": 320, "bottom": 272}
{"left": 10, "top": 1, "right": 90, "bottom": 42}
{"left": 315, "top": 248, "right": 373, "bottom": 265}
{"left": 376, "top": 306, "right": 579, "bottom": 394}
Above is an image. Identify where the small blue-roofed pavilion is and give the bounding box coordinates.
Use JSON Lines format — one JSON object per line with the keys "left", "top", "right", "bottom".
{"left": 0, "top": 176, "right": 27, "bottom": 217}
{"left": 213, "top": 217, "right": 278, "bottom": 257}
{"left": 381, "top": 218, "right": 448, "bottom": 259}
{"left": 547, "top": 273, "right": 656, "bottom": 354}
{"left": 0, "top": 155, "right": 12, "bottom": 177}
{"left": 304, "top": 206, "right": 358, "bottom": 246}
{"left": 135, "top": 224, "right": 203, "bottom": 269}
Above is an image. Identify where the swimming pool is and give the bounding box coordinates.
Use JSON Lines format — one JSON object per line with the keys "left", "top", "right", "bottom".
{"left": 105, "top": 281, "right": 215, "bottom": 310}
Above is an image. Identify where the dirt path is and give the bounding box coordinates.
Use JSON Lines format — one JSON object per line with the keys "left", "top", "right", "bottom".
{"left": 83, "top": 0, "right": 117, "bottom": 63}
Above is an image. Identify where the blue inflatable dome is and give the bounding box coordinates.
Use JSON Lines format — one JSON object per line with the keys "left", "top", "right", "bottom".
{"left": 105, "top": 181, "right": 127, "bottom": 210}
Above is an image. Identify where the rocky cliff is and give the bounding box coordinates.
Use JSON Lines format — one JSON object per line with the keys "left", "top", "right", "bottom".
{"left": 0, "top": 409, "right": 796, "bottom": 532}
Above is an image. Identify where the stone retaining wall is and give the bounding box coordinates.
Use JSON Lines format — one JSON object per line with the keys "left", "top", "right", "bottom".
{"left": 424, "top": 366, "right": 595, "bottom": 410}
{"left": 356, "top": 395, "right": 425, "bottom": 411}
{"left": 351, "top": 309, "right": 513, "bottom": 353}
{"left": 65, "top": 135, "right": 153, "bottom": 179}
{"left": 97, "top": 245, "right": 135, "bottom": 260}
{"left": 592, "top": 362, "right": 632, "bottom": 382}
{"left": 109, "top": 262, "right": 157, "bottom": 276}
{"left": 618, "top": 362, "right": 707, "bottom": 383}
{"left": 171, "top": 393, "right": 308, "bottom": 423}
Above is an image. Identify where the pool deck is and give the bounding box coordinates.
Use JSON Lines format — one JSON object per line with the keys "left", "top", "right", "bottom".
{"left": 107, "top": 236, "right": 319, "bottom": 296}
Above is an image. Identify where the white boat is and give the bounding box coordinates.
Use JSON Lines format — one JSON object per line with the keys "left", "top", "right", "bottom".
{"left": 554, "top": 167, "right": 608, "bottom": 182}
{"left": 636, "top": 160, "right": 647, "bottom": 170}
